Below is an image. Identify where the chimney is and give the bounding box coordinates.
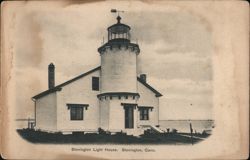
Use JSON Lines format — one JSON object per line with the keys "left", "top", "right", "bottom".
{"left": 48, "top": 63, "right": 55, "bottom": 89}
{"left": 140, "top": 74, "right": 147, "bottom": 83}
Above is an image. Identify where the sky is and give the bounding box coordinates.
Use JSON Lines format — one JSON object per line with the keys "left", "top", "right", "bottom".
{"left": 11, "top": 1, "right": 213, "bottom": 120}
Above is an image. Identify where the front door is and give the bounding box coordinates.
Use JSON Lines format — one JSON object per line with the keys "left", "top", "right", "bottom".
{"left": 125, "top": 107, "right": 134, "bottom": 128}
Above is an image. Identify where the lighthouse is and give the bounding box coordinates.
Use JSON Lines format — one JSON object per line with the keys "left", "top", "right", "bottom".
{"left": 98, "top": 15, "right": 140, "bottom": 133}
{"left": 33, "top": 11, "right": 162, "bottom": 135}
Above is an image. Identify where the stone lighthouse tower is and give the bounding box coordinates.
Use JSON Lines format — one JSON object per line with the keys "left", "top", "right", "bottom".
{"left": 98, "top": 15, "right": 140, "bottom": 134}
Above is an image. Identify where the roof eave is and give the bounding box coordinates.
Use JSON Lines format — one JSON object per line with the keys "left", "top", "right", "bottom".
{"left": 32, "top": 87, "right": 62, "bottom": 100}
{"left": 156, "top": 93, "right": 163, "bottom": 97}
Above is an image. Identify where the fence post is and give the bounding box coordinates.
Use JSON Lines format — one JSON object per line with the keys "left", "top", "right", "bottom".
{"left": 190, "top": 123, "right": 193, "bottom": 145}
{"left": 28, "top": 117, "right": 30, "bottom": 129}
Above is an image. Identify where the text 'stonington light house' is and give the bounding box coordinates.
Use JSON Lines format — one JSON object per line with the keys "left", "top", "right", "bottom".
{"left": 32, "top": 12, "right": 163, "bottom": 135}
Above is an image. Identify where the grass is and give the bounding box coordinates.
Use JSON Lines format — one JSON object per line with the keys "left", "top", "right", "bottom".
{"left": 17, "top": 128, "right": 210, "bottom": 144}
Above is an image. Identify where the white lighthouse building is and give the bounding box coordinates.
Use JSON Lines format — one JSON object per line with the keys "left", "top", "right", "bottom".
{"left": 32, "top": 15, "right": 163, "bottom": 135}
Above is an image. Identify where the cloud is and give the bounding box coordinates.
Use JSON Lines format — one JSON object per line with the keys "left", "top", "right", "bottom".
{"left": 149, "top": 78, "right": 212, "bottom": 94}
{"left": 147, "top": 77, "right": 213, "bottom": 120}
{"left": 138, "top": 40, "right": 213, "bottom": 81}
{"left": 14, "top": 11, "right": 43, "bottom": 68}
{"left": 11, "top": 2, "right": 213, "bottom": 120}
{"left": 127, "top": 11, "right": 212, "bottom": 55}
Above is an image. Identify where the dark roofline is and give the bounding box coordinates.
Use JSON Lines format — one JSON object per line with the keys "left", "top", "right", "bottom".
{"left": 107, "top": 23, "right": 131, "bottom": 31}
{"left": 97, "top": 92, "right": 140, "bottom": 98}
{"left": 32, "top": 66, "right": 101, "bottom": 100}
{"left": 32, "top": 66, "right": 162, "bottom": 100}
{"left": 137, "top": 77, "right": 163, "bottom": 97}
{"left": 56, "top": 66, "right": 101, "bottom": 89}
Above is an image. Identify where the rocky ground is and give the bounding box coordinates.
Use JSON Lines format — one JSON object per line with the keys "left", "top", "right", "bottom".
{"left": 17, "top": 128, "right": 211, "bottom": 145}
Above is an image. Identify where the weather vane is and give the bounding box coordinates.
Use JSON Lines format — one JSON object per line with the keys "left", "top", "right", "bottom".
{"left": 111, "top": 9, "right": 125, "bottom": 16}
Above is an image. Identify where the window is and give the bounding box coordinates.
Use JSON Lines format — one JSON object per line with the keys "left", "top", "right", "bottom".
{"left": 92, "top": 77, "right": 99, "bottom": 91}
{"left": 70, "top": 106, "right": 83, "bottom": 120}
{"left": 139, "top": 108, "right": 149, "bottom": 120}
{"left": 67, "top": 104, "right": 88, "bottom": 121}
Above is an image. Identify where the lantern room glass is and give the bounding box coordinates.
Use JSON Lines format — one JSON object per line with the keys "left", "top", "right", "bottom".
{"left": 108, "top": 26, "right": 131, "bottom": 41}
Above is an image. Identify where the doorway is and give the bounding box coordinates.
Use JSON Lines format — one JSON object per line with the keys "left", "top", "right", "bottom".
{"left": 124, "top": 106, "right": 134, "bottom": 129}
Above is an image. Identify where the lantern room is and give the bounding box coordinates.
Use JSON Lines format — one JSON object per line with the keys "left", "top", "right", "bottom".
{"left": 107, "top": 16, "right": 131, "bottom": 42}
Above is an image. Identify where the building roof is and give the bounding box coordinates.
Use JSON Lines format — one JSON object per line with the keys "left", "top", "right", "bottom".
{"left": 137, "top": 77, "right": 163, "bottom": 97}
{"left": 32, "top": 66, "right": 162, "bottom": 100}
{"left": 32, "top": 66, "right": 101, "bottom": 99}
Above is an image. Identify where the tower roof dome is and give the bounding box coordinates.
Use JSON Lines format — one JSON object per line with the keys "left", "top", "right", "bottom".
{"left": 107, "top": 16, "right": 130, "bottom": 34}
